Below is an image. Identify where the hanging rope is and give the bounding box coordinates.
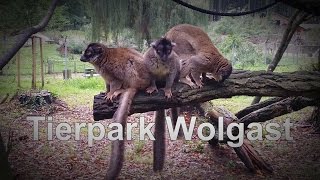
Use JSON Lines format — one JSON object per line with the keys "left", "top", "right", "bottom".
{"left": 171, "top": 0, "right": 279, "bottom": 16}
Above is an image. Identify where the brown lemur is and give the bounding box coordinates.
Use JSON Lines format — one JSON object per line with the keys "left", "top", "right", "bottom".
{"left": 80, "top": 43, "right": 150, "bottom": 101}
{"left": 80, "top": 43, "right": 151, "bottom": 179}
{"left": 143, "top": 37, "right": 182, "bottom": 171}
{"left": 165, "top": 24, "right": 233, "bottom": 88}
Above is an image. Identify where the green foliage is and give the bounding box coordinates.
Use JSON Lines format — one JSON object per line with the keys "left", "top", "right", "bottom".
{"left": 0, "top": 0, "right": 89, "bottom": 33}
{"left": 218, "top": 34, "right": 264, "bottom": 68}
{"left": 0, "top": 0, "right": 51, "bottom": 32}
{"left": 214, "top": 15, "right": 274, "bottom": 38}
{"left": 46, "top": 0, "right": 90, "bottom": 31}
{"left": 47, "top": 6, "right": 71, "bottom": 31}
{"left": 67, "top": 38, "right": 87, "bottom": 54}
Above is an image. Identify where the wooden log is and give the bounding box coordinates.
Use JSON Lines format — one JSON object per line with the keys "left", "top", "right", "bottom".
{"left": 93, "top": 71, "right": 320, "bottom": 120}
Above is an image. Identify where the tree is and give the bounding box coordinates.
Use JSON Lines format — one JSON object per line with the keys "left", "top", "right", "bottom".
{"left": 251, "top": 10, "right": 313, "bottom": 104}
{"left": 88, "top": 0, "right": 210, "bottom": 46}
{"left": 0, "top": 0, "right": 60, "bottom": 70}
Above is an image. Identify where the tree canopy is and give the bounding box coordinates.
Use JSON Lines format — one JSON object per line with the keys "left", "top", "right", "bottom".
{"left": 88, "top": 0, "right": 210, "bottom": 45}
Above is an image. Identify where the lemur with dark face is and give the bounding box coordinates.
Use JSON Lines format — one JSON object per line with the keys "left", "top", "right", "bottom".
{"left": 80, "top": 43, "right": 151, "bottom": 179}
{"left": 143, "top": 37, "right": 180, "bottom": 98}
{"left": 143, "top": 37, "right": 181, "bottom": 171}
{"left": 165, "top": 24, "right": 232, "bottom": 88}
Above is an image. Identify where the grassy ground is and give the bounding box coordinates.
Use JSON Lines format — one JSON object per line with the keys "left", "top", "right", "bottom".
{"left": 0, "top": 97, "right": 318, "bottom": 179}
{"left": 0, "top": 74, "right": 104, "bottom": 107}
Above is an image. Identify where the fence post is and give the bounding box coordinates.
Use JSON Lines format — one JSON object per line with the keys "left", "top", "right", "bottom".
{"left": 40, "top": 38, "right": 44, "bottom": 88}
{"left": 31, "top": 37, "right": 36, "bottom": 89}
{"left": 16, "top": 50, "right": 21, "bottom": 88}
{"left": 74, "top": 61, "right": 77, "bottom": 73}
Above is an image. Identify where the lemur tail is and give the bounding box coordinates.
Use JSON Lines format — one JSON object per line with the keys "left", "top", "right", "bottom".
{"left": 106, "top": 88, "right": 137, "bottom": 180}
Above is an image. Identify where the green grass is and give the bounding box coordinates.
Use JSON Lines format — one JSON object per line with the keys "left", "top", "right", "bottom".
{"left": 233, "top": 55, "right": 318, "bottom": 72}
{"left": 45, "top": 76, "right": 105, "bottom": 107}
{"left": 0, "top": 75, "right": 105, "bottom": 107}
{"left": 211, "top": 96, "right": 270, "bottom": 114}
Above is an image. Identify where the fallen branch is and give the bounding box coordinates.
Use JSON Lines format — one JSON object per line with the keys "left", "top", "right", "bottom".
{"left": 93, "top": 70, "right": 320, "bottom": 120}
{"left": 206, "top": 107, "right": 273, "bottom": 173}
{"left": 240, "top": 97, "right": 320, "bottom": 129}
{"left": 235, "top": 97, "right": 285, "bottom": 119}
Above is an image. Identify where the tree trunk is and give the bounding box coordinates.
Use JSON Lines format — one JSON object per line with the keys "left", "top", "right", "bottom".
{"left": 317, "top": 48, "right": 320, "bottom": 71}
{"left": 0, "top": 132, "right": 13, "bottom": 180}
{"left": 31, "top": 37, "right": 37, "bottom": 89}
{"left": 93, "top": 70, "right": 320, "bottom": 120}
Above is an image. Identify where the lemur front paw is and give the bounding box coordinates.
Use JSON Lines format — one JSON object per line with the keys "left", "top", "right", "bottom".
{"left": 180, "top": 78, "right": 198, "bottom": 89}
{"left": 104, "top": 90, "right": 123, "bottom": 102}
{"left": 104, "top": 92, "right": 115, "bottom": 102}
{"left": 146, "top": 85, "right": 158, "bottom": 94}
{"left": 162, "top": 88, "right": 172, "bottom": 99}
{"left": 195, "top": 81, "right": 204, "bottom": 88}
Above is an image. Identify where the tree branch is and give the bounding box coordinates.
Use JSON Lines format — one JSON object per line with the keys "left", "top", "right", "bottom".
{"left": 0, "top": 0, "right": 59, "bottom": 70}
{"left": 93, "top": 70, "right": 320, "bottom": 120}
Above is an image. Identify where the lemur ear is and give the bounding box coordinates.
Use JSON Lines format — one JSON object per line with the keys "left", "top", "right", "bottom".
{"left": 171, "top": 42, "right": 176, "bottom": 47}
{"left": 93, "top": 45, "right": 103, "bottom": 53}
{"left": 151, "top": 42, "right": 156, "bottom": 48}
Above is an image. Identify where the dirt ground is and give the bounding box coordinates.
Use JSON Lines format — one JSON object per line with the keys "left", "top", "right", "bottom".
{"left": 0, "top": 99, "right": 319, "bottom": 180}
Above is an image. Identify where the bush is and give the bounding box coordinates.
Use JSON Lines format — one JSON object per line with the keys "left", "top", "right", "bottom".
{"left": 213, "top": 16, "right": 274, "bottom": 38}
{"left": 218, "top": 34, "right": 264, "bottom": 68}
{"left": 66, "top": 38, "right": 87, "bottom": 54}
